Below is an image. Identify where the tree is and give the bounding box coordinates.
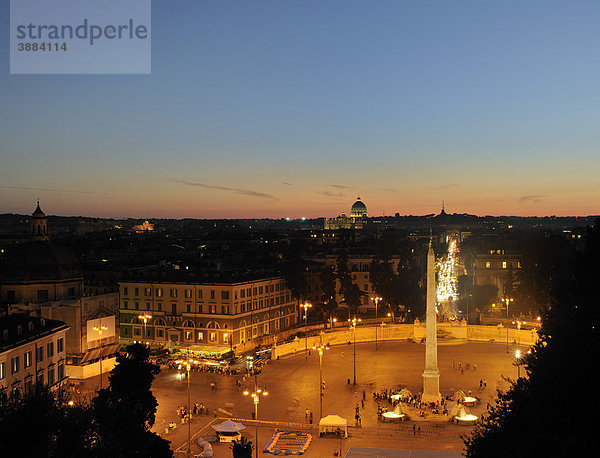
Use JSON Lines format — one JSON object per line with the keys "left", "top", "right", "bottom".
{"left": 336, "top": 250, "right": 362, "bottom": 317}
{"left": 93, "top": 343, "right": 172, "bottom": 457}
{"left": 463, "top": 222, "right": 600, "bottom": 457}
{"left": 0, "top": 386, "right": 96, "bottom": 457}
{"left": 319, "top": 264, "right": 338, "bottom": 317}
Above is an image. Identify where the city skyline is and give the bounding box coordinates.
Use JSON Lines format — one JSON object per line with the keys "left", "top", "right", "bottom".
{"left": 2, "top": 1, "right": 600, "bottom": 218}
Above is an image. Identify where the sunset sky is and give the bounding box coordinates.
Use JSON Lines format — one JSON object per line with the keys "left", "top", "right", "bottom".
{"left": 2, "top": 1, "right": 600, "bottom": 219}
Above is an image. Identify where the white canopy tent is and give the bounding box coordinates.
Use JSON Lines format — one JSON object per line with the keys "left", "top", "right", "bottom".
{"left": 318, "top": 414, "right": 348, "bottom": 437}
{"left": 211, "top": 419, "right": 246, "bottom": 432}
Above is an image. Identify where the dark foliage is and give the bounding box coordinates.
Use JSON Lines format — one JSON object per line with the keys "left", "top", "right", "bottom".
{"left": 463, "top": 222, "right": 600, "bottom": 457}
{"left": 93, "top": 343, "right": 172, "bottom": 457}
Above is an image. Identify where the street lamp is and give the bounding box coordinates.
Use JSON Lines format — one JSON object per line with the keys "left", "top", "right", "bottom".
{"left": 515, "top": 349, "right": 522, "bottom": 378}
{"left": 244, "top": 383, "right": 268, "bottom": 458}
{"left": 300, "top": 302, "right": 312, "bottom": 360}
{"left": 371, "top": 296, "right": 382, "bottom": 350}
{"left": 92, "top": 320, "right": 108, "bottom": 390}
{"left": 185, "top": 355, "right": 193, "bottom": 457}
{"left": 501, "top": 297, "right": 514, "bottom": 319}
{"left": 312, "top": 344, "right": 328, "bottom": 421}
{"left": 347, "top": 317, "right": 361, "bottom": 385}
{"left": 138, "top": 313, "right": 152, "bottom": 344}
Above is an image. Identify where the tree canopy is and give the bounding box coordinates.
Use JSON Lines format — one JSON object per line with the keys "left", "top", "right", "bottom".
{"left": 463, "top": 222, "right": 600, "bottom": 457}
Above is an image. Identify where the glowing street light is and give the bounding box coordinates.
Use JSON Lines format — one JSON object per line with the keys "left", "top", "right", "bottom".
{"left": 515, "top": 349, "right": 522, "bottom": 378}
{"left": 312, "top": 344, "right": 329, "bottom": 420}
{"left": 138, "top": 313, "right": 152, "bottom": 344}
{"left": 244, "top": 383, "right": 269, "bottom": 458}
{"left": 300, "top": 302, "right": 312, "bottom": 359}
{"left": 371, "top": 296, "right": 382, "bottom": 350}
{"left": 92, "top": 320, "right": 108, "bottom": 390}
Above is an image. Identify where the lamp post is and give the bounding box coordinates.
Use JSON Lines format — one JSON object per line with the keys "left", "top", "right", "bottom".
{"left": 313, "top": 344, "right": 328, "bottom": 420}
{"left": 502, "top": 297, "right": 514, "bottom": 319}
{"left": 300, "top": 302, "right": 312, "bottom": 360}
{"left": 515, "top": 349, "right": 522, "bottom": 378}
{"left": 371, "top": 296, "right": 382, "bottom": 350}
{"left": 138, "top": 313, "right": 152, "bottom": 345}
{"left": 244, "top": 382, "right": 268, "bottom": 458}
{"left": 347, "top": 317, "right": 361, "bottom": 385}
{"left": 92, "top": 320, "right": 108, "bottom": 390}
{"left": 185, "top": 354, "right": 193, "bottom": 457}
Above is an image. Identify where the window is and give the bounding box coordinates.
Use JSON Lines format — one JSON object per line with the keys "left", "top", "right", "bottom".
{"left": 48, "top": 366, "right": 55, "bottom": 385}
{"left": 134, "top": 287, "right": 139, "bottom": 296}
{"left": 156, "top": 288, "right": 163, "bottom": 297}
{"left": 223, "top": 333, "right": 229, "bottom": 343}
{"left": 144, "top": 287, "right": 152, "bottom": 296}
{"left": 24, "top": 377, "right": 33, "bottom": 395}
{"left": 253, "top": 287, "right": 257, "bottom": 295}
{"left": 0, "top": 362, "right": 5, "bottom": 380}
{"left": 134, "top": 301, "right": 139, "bottom": 310}
{"left": 502, "top": 261, "right": 507, "bottom": 269}
{"left": 123, "top": 287, "right": 129, "bottom": 295}
{"left": 133, "top": 328, "right": 141, "bottom": 336}
{"left": 37, "top": 289, "right": 49, "bottom": 301}
{"left": 58, "top": 361, "right": 65, "bottom": 381}
{"left": 210, "top": 290, "right": 215, "bottom": 300}
{"left": 485, "top": 261, "right": 491, "bottom": 269}
{"left": 209, "top": 332, "right": 217, "bottom": 342}
{"left": 157, "top": 329, "right": 164, "bottom": 338}
{"left": 185, "top": 289, "right": 192, "bottom": 299}
{"left": 185, "top": 331, "right": 193, "bottom": 340}
{"left": 198, "top": 290, "right": 203, "bottom": 299}
{"left": 171, "top": 303, "right": 177, "bottom": 315}
{"left": 25, "top": 351, "right": 32, "bottom": 368}
{"left": 57, "top": 338, "right": 64, "bottom": 353}
{"left": 36, "top": 371, "right": 44, "bottom": 386}
{"left": 197, "top": 331, "right": 204, "bottom": 340}
{"left": 123, "top": 300, "right": 128, "bottom": 309}
{"left": 186, "top": 304, "right": 191, "bottom": 313}
{"left": 259, "top": 286, "right": 264, "bottom": 294}
{"left": 36, "top": 346, "right": 44, "bottom": 362}
{"left": 157, "top": 302, "right": 163, "bottom": 311}
{"left": 221, "top": 291, "right": 229, "bottom": 300}
{"left": 240, "top": 290, "right": 245, "bottom": 299}
{"left": 170, "top": 289, "right": 177, "bottom": 298}
{"left": 11, "top": 356, "right": 20, "bottom": 374}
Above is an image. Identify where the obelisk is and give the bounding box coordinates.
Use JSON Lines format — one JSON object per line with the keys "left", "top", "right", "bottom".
{"left": 422, "top": 238, "right": 441, "bottom": 403}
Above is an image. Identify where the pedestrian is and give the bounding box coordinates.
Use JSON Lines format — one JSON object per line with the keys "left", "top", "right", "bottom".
{"left": 361, "top": 399, "right": 364, "bottom": 408}
{"left": 412, "top": 424, "right": 416, "bottom": 435}
{"left": 309, "top": 411, "right": 313, "bottom": 424}
{"left": 418, "top": 426, "right": 421, "bottom": 435}
{"left": 362, "top": 390, "right": 366, "bottom": 401}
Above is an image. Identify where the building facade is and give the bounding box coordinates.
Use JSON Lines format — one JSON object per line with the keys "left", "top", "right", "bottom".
{"left": 473, "top": 249, "right": 522, "bottom": 298}
{"left": 0, "top": 315, "right": 69, "bottom": 401}
{"left": 119, "top": 276, "right": 298, "bottom": 354}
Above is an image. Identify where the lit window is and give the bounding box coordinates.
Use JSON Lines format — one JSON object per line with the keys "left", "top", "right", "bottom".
{"left": 502, "top": 261, "right": 507, "bottom": 269}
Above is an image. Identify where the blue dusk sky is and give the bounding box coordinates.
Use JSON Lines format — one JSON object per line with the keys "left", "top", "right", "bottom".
{"left": 1, "top": 1, "right": 600, "bottom": 218}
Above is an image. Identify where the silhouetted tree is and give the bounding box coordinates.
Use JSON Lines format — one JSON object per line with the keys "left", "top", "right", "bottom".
{"left": 93, "top": 343, "right": 172, "bottom": 457}
{"left": 464, "top": 221, "right": 600, "bottom": 457}
{"left": 0, "top": 386, "right": 96, "bottom": 457}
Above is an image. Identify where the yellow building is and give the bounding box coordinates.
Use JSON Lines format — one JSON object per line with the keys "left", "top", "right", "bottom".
{"left": 119, "top": 275, "right": 297, "bottom": 355}
{"left": 0, "top": 315, "right": 69, "bottom": 400}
